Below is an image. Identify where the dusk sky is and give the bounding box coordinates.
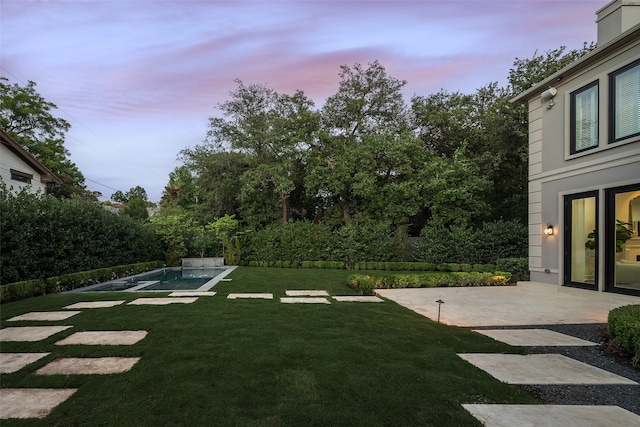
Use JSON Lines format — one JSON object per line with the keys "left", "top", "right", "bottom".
{"left": 1, "top": 0, "right": 602, "bottom": 202}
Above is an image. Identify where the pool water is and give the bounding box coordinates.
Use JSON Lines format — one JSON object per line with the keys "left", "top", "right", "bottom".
{"left": 140, "top": 269, "right": 224, "bottom": 290}
{"left": 73, "top": 268, "right": 228, "bottom": 292}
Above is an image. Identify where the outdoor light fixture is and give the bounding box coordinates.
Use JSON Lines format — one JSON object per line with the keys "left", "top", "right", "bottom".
{"left": 436, "top": 299, "right": 444, "bottom": 323}
{"left": 541, "top": 87, "right": 557, "bottom": 109}
{"left": 543, "top": 224, "right": 554, "bottom": 236}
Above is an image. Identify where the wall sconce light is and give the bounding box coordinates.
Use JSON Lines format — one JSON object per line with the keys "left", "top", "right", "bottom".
{"left": 541, "top": 87, "right": 557, "bottom": 109}
{"left": 543, "top": 224, "right": 554, "bottom": 236}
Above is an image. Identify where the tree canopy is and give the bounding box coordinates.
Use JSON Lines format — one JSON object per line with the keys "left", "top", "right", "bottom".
{"left": 166, "top": 45, "right": 595, "bottom": 235}
{"left": 0, "top": 77, "right": 91, "bottom": 199}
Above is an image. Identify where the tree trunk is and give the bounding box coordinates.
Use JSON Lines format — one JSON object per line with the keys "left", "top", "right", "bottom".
{"left": 279, "top": 190, "right": 289, "bottom": 224}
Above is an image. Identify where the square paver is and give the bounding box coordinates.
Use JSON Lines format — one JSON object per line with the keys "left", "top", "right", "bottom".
{"left": 0, "top": 389, "right": 77, "bottom": 419}
{"left": 462, "top": 404, "right": 640, "bottom": 427}
{"left": 64, "top": 301, "right": 125, "bottom": 309}
{"left": 227, "top": 293, "right": 273, "bottom": 299}
{"left": 55, "top": 330, "right": 147, "bottom": 346}
{"left": 0, "top": 353, "right": 50, "bottom": 373}
{"left": 333, "top": 296, "right": 384, "bottom": 302}
{"left": 8, "top": 311, "right": 81, "bottom": 322}
{"left": 0, "top": 326, "right": 72, "bottom": 342}
{"left": 280, "top": 297, "right": 330, "bottom": 304}
{"left": 285, "top": 290, "right": 329, "bottom": 297}
{"left": 168, "top": 291, "right": 216, "bottom": 297}
{"left": 128, "top": 297, "right": 197, "bottom": 305}
{"left": 36, "top": 357, "right": 141, "bottom": 375}
{"left": 473, "top": 329, "right": 598, "bottom": 347}
{"left": 458, "top": 353, "right": 638, "bottom": 385}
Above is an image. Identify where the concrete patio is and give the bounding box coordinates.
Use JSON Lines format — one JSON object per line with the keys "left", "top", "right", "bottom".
{"left": 376, "top": 281, "right": 639, "bottom": 327}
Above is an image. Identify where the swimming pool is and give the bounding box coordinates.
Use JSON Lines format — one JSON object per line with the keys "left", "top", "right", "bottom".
{"left": 70, "top": 267, "right": 236, "bottom": 292}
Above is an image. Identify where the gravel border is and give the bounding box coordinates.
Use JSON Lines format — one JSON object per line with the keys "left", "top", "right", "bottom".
{"left": 472, "top": 323, "right": 640, "bottom": 415}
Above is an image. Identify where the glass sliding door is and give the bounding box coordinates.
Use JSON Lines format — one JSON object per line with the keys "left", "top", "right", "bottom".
{"left": 564, "top": 192, "right": 598, "bottom": 289}
{"left": 606, "top": 184, "right": 640, "bottom": 295}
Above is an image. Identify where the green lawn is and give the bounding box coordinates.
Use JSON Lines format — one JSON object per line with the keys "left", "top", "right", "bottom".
{"left": 1, "top": 267, "right": 535, "bottom": 426}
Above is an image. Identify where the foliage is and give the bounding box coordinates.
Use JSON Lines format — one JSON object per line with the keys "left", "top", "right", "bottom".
{"left": 0, "top": 77, "right": 91, "bottom": 199}
{"left": 120, "top": 196, "right": 149, "bottom": 221}
{"left": 347, "top": 271, "right": 512, "bottom": 295}
{"left": 607, "top": 305, "right": 640, "bottom": 367}
{"left": 585, "top": 220, "right": 633, "bottom": 253}
{"left": 496, "top": 258, "right": 530, "bottom": 283}
{"left": 0, "top": 279, "right": 46, "bottom": 304}
{"left": 0, "top": 186, "right": 162, "bottom": 285}
{"left": 414, "top": 219, "right": 527, "bottom": 265}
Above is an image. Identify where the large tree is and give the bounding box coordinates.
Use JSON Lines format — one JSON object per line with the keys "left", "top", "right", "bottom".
{"left": 206, "top": 80, "right": 319, "bottom": 226}
{"left": 0, "top": 77, "right": 89, "bottom": 198}
{"left": 306, "top": 60, "right": 417, "bottom": 224}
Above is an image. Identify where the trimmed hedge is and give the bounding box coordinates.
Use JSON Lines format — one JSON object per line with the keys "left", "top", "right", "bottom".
{"left": 1, "top": 188, "right": 162, "bottom": 285}
{"left": 246, "top": 260, "right": 497, "bottom": 273}
{"left": 0, "top": 261, "right": 164, "bottom": 303}
{"left": 608, "top": 304, "right": 640, "bottom": 367}
{"left": 496, "top": 258, "right": 529, "bottom": 282}
{"left": 348, "top": 272, "right": 512, "bottom": 296}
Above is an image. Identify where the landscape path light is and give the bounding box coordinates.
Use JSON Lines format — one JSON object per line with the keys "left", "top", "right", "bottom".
{"left": 436, "top": 299, "right": 444, "bottom": 323}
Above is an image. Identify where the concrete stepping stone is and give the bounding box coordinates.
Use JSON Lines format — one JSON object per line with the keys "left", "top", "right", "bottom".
{"left": 36, "top": 357, "right": 141, "bottom": 375}
{"left": 8, "top": 311, "right": 81, "bottom": 322}
{"left": 458, "top": 353, "right": 638, "bottom": 385}
{"left": 281, "top": 297, "right": 330, "bottom": 304}
{"left": 462, "top": 404, "right": 640, "bottom": 427}
{"left": 285, "top": 290, "right": 329, "bottom": 296}
{"left": 333, "top": 296, "right": 384, "bottom": 302}
{"left": 128, "top": 297, "right": 197, "bottom": 305}
{"left": 168, "top": 291, "right": 216, "bottom": 297}
{"left": 473, "top": 329, "right": 598, "bottom": 347}
{"left": 227, "top": 293, "right": 273, "bottom": 299}
{"left": 0, "top": 389, "right": 77, "bottom": 419}
{"left": 55, "top": 330, "right": 147, "bottom": 346}
{"left": 0, "top": 326, "right": 72, "bottom": 342}
{"left": 64, "top": 301, "right": 125, "bottom": 309}
{"left": 0, "top": 353, "right": 50, "bottom": 373}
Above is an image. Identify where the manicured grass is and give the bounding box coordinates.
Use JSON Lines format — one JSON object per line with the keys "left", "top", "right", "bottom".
{"left": 1, "top": 267, "right": 536, "bottom": 426}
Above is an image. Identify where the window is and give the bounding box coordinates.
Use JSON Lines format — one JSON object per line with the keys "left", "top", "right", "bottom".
{"left": 610, "top": 60, "right": 640, "bottom": 143}
{"left": 10, "top": 169, "right": 32, "bottom": 184}
{"left": 570, "top": 81, "right": 599, "bottom": 154}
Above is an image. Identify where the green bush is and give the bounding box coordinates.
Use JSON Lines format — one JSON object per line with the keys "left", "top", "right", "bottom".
{"left": 413, "top": 219, "right": 527, "bottom": 265}
{"left": 0, "top": 279, "right": 46, "bottom": 303}
{"left": 496, "top": 258, "right": 529, "bottom": 283}
{"left": 608, "top": 305, "right": 640, "bottom": 367}
{"left": 347, "top": 271, "right": 512, "bottom": 295}
{"left": 0, "top": 260, "right": 163, "bottom": 302}
{"left": 0, "top": 188, "right": 162, "bottom": 285}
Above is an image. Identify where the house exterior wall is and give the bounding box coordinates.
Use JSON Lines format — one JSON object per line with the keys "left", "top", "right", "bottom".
{"left": 526, "top": 25, "right": 640, "bottom": 292}
{"left": 0, "top": 143, "right": 49, "bottom": 194}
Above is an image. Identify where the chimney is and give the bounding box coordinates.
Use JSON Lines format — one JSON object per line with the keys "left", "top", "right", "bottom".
{"left": 596, "top": 0, "right": 640, "bottom": 45}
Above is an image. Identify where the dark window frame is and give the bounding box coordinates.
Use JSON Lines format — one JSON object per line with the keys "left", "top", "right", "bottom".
{"left": 564, "top": 191, "right": 599, "bottom": 290}
{"left": 570, "top": 80, "right": 600, "bottom": 155}
{"left": 10, "top": 169, "right": 32, "bottom": 184}
{"left": 609, "top": 59, "right": 640, "bottom": 144}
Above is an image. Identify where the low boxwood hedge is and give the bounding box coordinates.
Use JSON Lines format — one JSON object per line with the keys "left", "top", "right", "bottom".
{"left": 347, "top": 272, "right": 512, "bottom": 296}
{"left": 0, "top": 261, "right": 164, "bottom": 304}
{"left": 608, "top": 304, "right": 640, "bottom": 367}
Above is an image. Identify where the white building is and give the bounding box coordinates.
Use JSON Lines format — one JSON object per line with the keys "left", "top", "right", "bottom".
{"left": 0, "top": 128, "right": 62, "bottom": 194}
{"left": 512, "top": 0, "right": 640, "bottom": 296}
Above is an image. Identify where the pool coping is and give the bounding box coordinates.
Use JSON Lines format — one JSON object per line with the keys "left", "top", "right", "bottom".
{"left": 65, "top": 266, "right": 237, "bottom": 293}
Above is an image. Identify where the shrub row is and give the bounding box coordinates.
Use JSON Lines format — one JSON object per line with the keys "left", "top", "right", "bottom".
{"left": 246, "top": 260, "right": 498, "bottom": 272}
{"left": 0, "top": 188, "right": 163, "bottom": 285}
{"left": 0, "top": 261, "right": 164, "bottom": 304}
{"left": 496, "top": 258, "right": 529, "bottom": 282}
{"left": 414, "top": 219, "right": 527, "bottom": 264}
{"left": 348, "top": 272, "right": 513, "bottom": 295}
{"left": 607, "top": 304, "right": 640, "bottom": 367}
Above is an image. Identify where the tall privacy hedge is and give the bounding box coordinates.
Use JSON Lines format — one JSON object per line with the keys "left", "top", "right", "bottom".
{"left": 240, "top": 220, "right": 399, "bottom": 267}
{"left": 0, "top": 187, "right": 162, "bottom": 285}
